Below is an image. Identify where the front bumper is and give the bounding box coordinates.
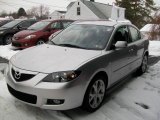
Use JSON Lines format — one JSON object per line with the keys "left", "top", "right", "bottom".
{"left": 5, "top": 66, "right": 86, "bottom": 110}
{"left": 12, "top": 38, "right": 37, "bottom": 49}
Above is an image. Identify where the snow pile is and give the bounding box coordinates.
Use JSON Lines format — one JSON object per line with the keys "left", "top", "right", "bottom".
{"left": 0, "top": 41, "right": 160, "bottom": 120}
{"left": 0, "top": 45, "right": 19, "bottom": 60}
{"left": 149, "top": 41, "right": 160, "bottom": 56}
{"left": 140, "top": 24, "right": 154, "bottom": 32}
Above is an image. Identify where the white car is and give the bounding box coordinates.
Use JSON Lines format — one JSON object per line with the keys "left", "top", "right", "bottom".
{"left": 6, "top": 20, "right": 149, "bottom": 112}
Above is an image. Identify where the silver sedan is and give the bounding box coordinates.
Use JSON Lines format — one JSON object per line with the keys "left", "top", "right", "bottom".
{"left": 6, "top": 20, "right": 149, "bottom": 112}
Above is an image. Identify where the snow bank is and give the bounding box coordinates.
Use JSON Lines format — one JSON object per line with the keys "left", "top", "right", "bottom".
{"left": 0, "top": 45, "right": 19, "bottom": 60}
{"left": 140, "top": 24, "right": 154, "bottom": 32}
{"left": 149, "top": 41, "right": 160, "bottom": 56}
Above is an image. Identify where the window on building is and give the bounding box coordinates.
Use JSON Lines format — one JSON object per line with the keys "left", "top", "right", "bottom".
{"left": 77, "top": 7, "right": 81, "bottom": 15}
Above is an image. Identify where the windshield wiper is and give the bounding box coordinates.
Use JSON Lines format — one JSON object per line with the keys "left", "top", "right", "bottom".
{"left": 57, "top": 44, "right": 86, "bottom": 49}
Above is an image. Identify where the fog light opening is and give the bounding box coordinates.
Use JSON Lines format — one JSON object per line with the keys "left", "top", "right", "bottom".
{"left": 47, "top": 99, "right": 64, "bottom": 105}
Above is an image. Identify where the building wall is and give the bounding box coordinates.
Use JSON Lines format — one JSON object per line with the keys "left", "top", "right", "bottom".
{"left": 49, "top": 11, "right": 65, "bottom": 20}
{"left": 65, "top": 0, "right": 99, "bottom": 20}
{"left": 110, "top": 7, "right": 125, "bottom": 21}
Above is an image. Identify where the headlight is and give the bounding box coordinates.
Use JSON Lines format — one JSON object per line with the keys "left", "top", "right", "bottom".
{"left": 24, "top": 35, "right": 36, "bottom": 40}
{"left": 43, "top": 71, "right": 81, "bottom": 82}
{"left": 0, "top": 31, "right": 4, "bottom": 34}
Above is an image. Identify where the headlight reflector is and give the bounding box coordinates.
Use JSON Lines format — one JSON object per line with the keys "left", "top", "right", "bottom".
{"left": 43, "top": 71, "right": 81, "bottom": 82}
{"left": 24, "top": 35, "right": 36, "bottom": 40}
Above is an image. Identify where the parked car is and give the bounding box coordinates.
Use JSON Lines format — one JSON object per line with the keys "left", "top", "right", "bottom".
{"left": 0, "top": 19, "right": 12, "bottom": 27}
{"left": 12, "top": 19, "right": 74, "bottom": 49}
{"left": 6, "top": 20, "right": 149, "bottom": 112}
{"left": 0, "top": 19, "right": 37, "bottom": 45}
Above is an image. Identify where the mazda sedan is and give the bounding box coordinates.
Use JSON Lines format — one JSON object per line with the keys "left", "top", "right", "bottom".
{"left": 6, "top": 20, "right": 149, "bottom": 112}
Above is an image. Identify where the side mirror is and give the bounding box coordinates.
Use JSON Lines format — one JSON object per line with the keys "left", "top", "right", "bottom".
{"left": 115, "top": 41, "right": 127, "bottom": 48}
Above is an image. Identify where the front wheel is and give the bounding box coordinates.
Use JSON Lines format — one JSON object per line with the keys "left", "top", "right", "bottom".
{"left": 82, "top": 76, "right": 106, "bottom": 112}
{"left": 136, "top": 54, "right": 148, "bottom": 75}
{"left": 4, "top": 34, "right": 12, "bottom": 45}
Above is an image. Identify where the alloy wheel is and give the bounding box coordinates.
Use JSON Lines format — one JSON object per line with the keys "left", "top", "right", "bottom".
{"left": 89, "top": 79, "right": 105, "bottom": 109}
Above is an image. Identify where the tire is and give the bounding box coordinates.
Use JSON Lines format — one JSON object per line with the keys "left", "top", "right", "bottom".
{"left": 4, "top": 34, "right": 12, "bottom": 45}
{"left": 36, "top": 39, "right": 45, "bottom": 45}
{"left": 136, "top": 54, "right": 148, "bottom": 75}
{"left": 82, "top": 76, "right": 106, "bottom": 112}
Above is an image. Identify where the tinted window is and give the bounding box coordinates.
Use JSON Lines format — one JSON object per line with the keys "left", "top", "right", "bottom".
{"left": 19, "top": 21, "right": 30, "bottom": 28}
{"left": 113, "top": 26, "right": 130, "bottom": 44}
{"left": 1, "top": 20, "right": 22, "bottom": 28}
{"left": 62, "top": 21, "right": 72, "bottom": 28}
{"left": 27, "top": 21, "right": 50, "bottom": 30}
{"left": 50, "top": 24, "right": 113, "bottom": 50}
{"left": 50, "top": 22, "right": 62, "bottom": 29}
{"left": 129, "top": 26, "right": 141, "bottom": 42}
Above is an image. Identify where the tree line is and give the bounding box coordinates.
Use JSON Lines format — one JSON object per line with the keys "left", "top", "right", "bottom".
{"left": 0, "top": 5, "right": 49, "bottom": 20}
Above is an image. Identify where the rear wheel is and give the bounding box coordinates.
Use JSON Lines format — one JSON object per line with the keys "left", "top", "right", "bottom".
{"left": 136, "top": 54, "right": 148, "bottom": 75}
{"left": 4, "top": 34, "right": 12, "bottom": 45}
{"left": 82, "top": 76, "right": 106, "bottom": 112}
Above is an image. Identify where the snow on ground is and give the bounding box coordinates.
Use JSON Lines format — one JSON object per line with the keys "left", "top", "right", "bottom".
{"left": 0, "top": 45, "right": 19, "bottom": 60}
{"left": 0, "top": 41, "right": 160, "bottom": 120}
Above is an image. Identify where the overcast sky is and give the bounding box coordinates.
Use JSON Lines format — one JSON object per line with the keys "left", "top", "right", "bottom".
{"left": 0, "top": 0, "right": 159, "bottom": 14}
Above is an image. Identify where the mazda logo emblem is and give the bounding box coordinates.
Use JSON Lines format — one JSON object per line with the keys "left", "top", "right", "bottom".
{"left": 14, "top": 71, "right": 21, "bottom": 79}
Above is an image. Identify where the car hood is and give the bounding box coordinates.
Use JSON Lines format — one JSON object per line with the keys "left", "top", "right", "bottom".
{"left": 14, "top": 30, "right": 38, "bottom": 38}
{"left": 11, "top": 44, "right": 102, "bottom": 73}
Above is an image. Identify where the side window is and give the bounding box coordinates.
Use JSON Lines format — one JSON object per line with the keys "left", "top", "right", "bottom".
{"left": 30, "top": 20, "right": 36, "bottom": 26}
{"left": 62, "top": 21, "right": 72, "bottom": 28}
{"left": 129, "top": 26, "right": 141, "bottom": 42}
{"left": 113, "top": 26, "right": 130, "bottom": 44}
{"left": 19, "top": 21, "right": 30, "bottom": 28}
{"left": 50, "top": 22, "right": 62, "bottom": 29}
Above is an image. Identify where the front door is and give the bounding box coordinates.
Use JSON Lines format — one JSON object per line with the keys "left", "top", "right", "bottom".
{"left": 108, "top": 26, "right": 134, "bottom": 85}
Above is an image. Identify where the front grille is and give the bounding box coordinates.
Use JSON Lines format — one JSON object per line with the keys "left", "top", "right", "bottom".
{"left": 11, "top": 68, "right": 35, "bottom": 82}
{"left": 12, "top": 42, "right": 21, "bottom": 47}
{"left": 7, "top": 84, "right": 37, "bottom": 104}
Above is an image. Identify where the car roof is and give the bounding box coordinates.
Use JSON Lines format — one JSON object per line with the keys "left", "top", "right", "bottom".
{"left": 74, "top": 20, "right": 132, "bottom": 27}
{"left": 41, "top": 19, "right": 74, "bottom": 22}
{"left": 15, "top": 19, "right": 37, "bottom": 21}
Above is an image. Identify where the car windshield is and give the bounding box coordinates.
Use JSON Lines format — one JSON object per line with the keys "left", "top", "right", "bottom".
{"left": 27, "top": 21, "right": 50, "bottom": 30}
{"left": 1, "top": 20, "right": 22, "bottom": 28}
{"left": 50, "top": 24, "right": 113, "bottom": 50}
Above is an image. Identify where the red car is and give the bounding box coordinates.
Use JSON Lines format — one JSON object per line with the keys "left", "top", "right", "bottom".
{"left": 12, "top": 19, "right": 74, "bottom": 49}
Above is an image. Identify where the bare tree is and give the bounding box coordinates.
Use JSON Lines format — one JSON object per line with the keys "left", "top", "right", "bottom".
{"left": 150, "top": 11, "right": 160, "bottom": 40}
{"left": 27, "top": 5, "right": 50, "bottom": 20}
